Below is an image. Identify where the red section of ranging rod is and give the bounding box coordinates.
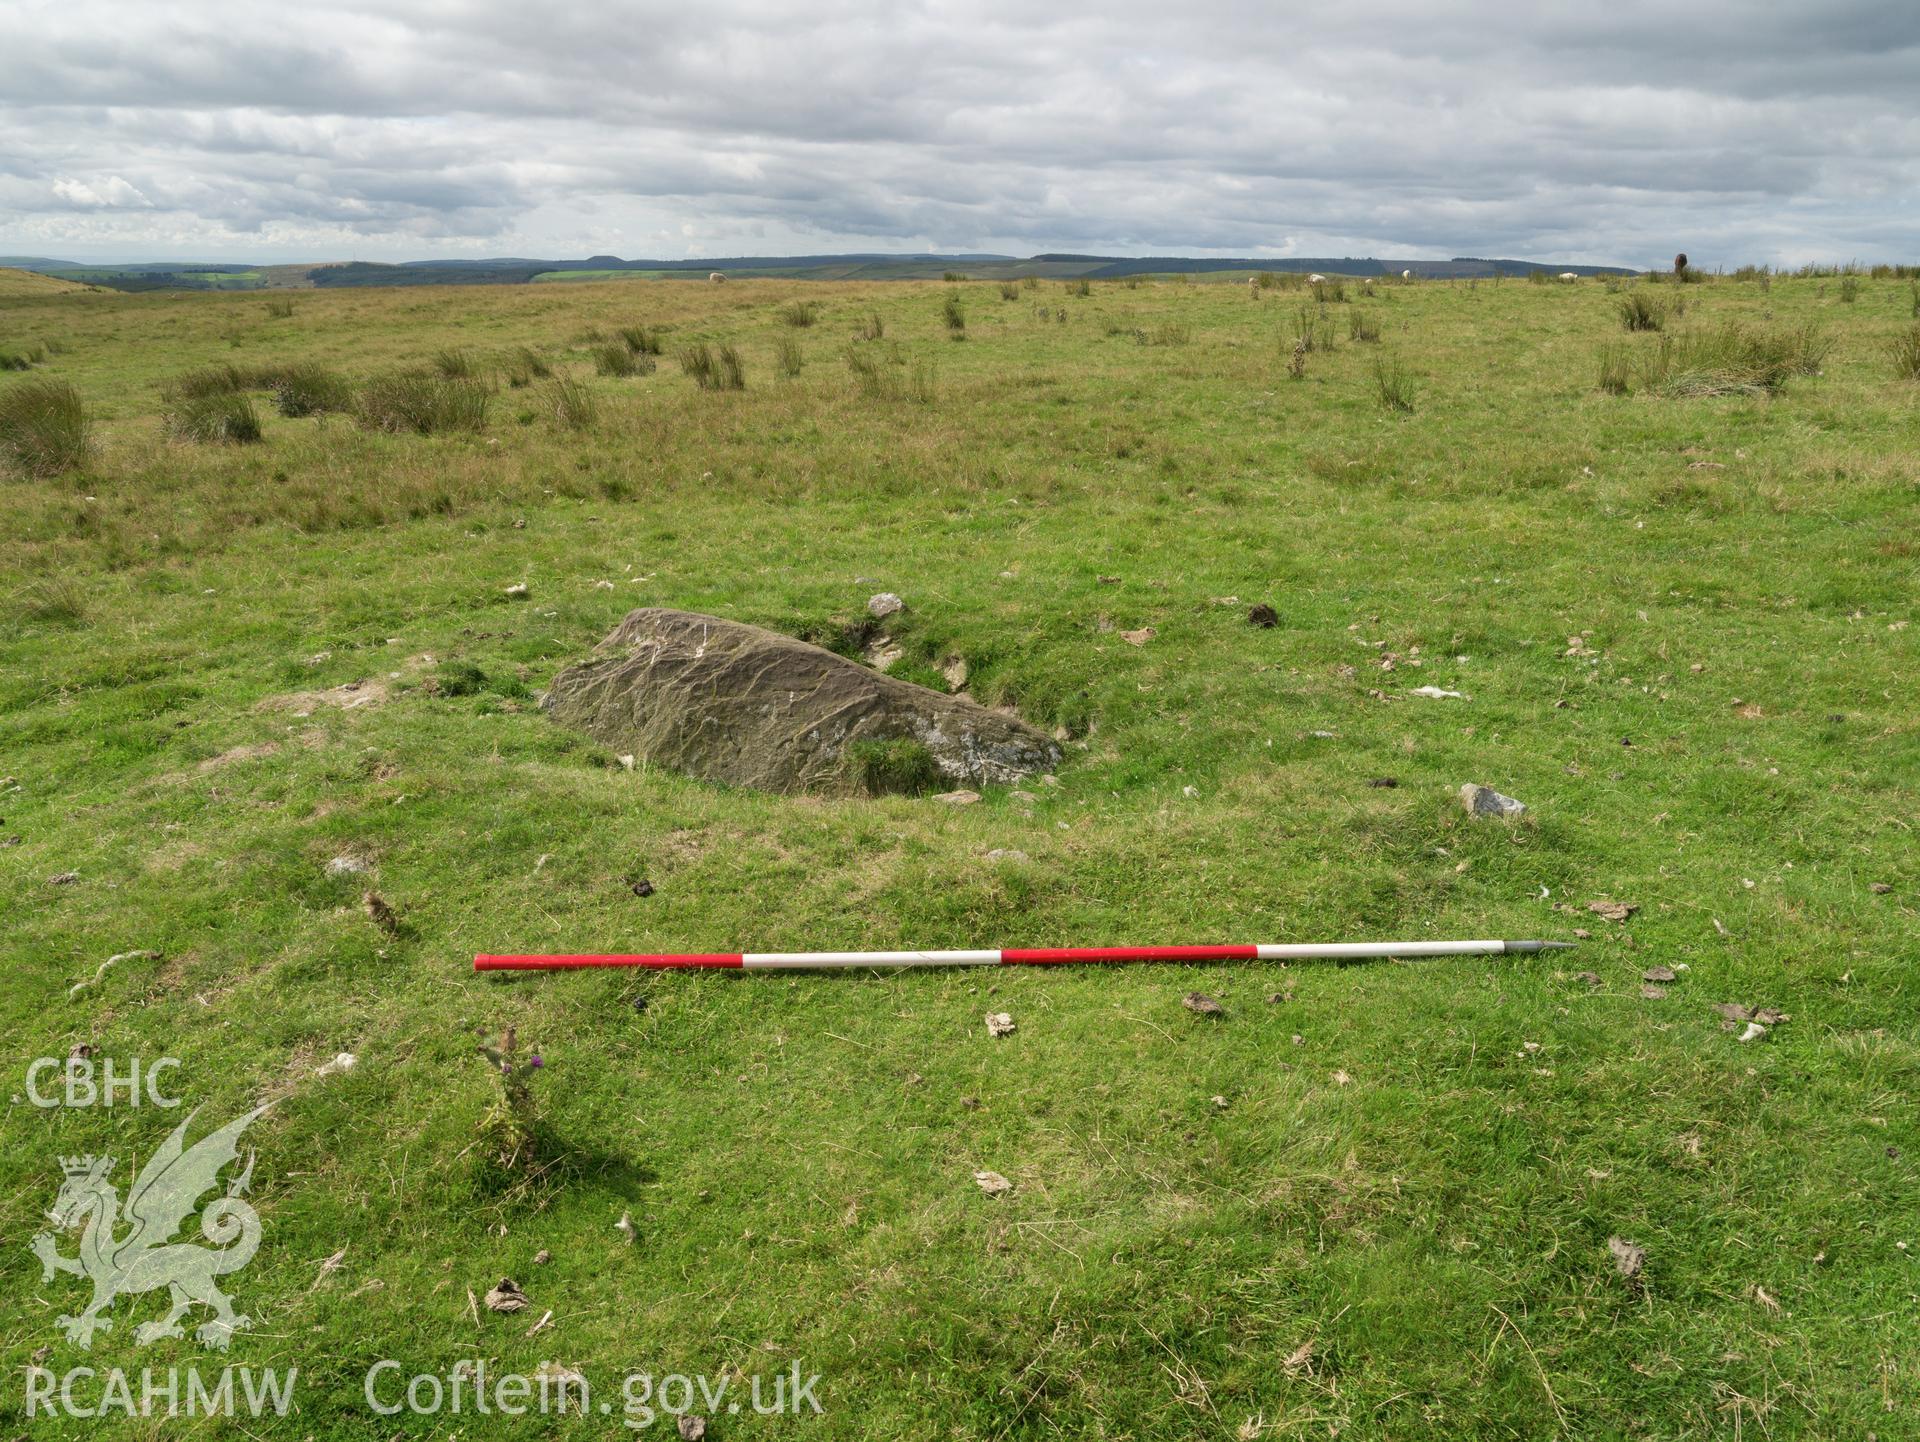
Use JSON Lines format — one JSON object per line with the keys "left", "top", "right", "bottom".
{"left": 475, "top": 952, "right": 744, "bottom": 972}
{"left": 1000, "top": 944, "right": 1259, "bottom": 964}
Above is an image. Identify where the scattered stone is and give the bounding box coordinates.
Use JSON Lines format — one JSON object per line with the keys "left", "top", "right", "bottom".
{"left": 1291, "top": 1034, "right": 1304, "bottom": 1045}
{"left": 960, "top": 1096, "right": 981, "bottom": 1110}
{"left": 325, "top": 855, "right": 371, "bottom": 878}
{"left": 985, "top": 849, "right": 1029, "bottom": 864}
{"left": 1410, "top": 686, "right": 1466, "bottom": 700}
{"left": 1459, "top": 784, "right": 1526, "bottom": 818}
{"left": 1211, "top": 1095, "right": 1230, "bottom": 1110}
{"left": 1608, "top": 1236, "right": 1646, "bottom": 1281}
{"left": 1182, "top": 992, "right": 1226, "bottom": 1017}
{"left": 985, "top": 1012, "right": 1017, "bottom": 1038}
{"left": 614, "top": 1211, "right": 635, "bottom": 1244}
{"left": 1332, "top": 1070, "right": 1353, "bottom": 1086}
{"left": 47, "top": 871, "right": 79, "bottom": 886}
{"left": 1, "top": 836, "right": 19, "bottom": 847}
{"left": 484, "top": 1278, "right": 530, "bottom": 1313}
{"left": 534, "top": 1249, "right": 552, "bottom": 1265}
{"left": 1248, "top": 604, "right": 1278, "bottom": 628}
{"left": 866, "top": 592, "right": 905, "bottom": 619}
{"left": 1642, "top": 965, "right": 1677, "bottom": 983}
{"left": 504, "top": 582, "right": 530, "bottom": 599}
{"left": 1120, "top": 628, "right": 1155, "bottom": 646}
{"left": 973, "top": 1170, "right": 1013, "bottom": 1196}
{"left": 942, "top": 656, "right": 969, "bottom": 690}
{"left": 1575, "top": 971, "right": 1602, "bottom": 987}
{"left": 316, "top": 1052, "right": 357, "bottom": 1078}
{"left": 1640, "top": 984, "right": 1668, "bottom": 999}
{"left": 1572, "top": 928, "right": 1592, "bottom": 940}
{"left": 1367, "top": 777, "right": 1398, "bottom": 788}
{"left": 1589, "top": 899, "right": 1639, "bottom": 923}
{"left": 1870, "top": 882, "right": 1893, "bottom": 894}
{"left": 1182, "top": 784, "right": 1200, "bottom": 798}
{"left": 1265, "top": 992, "right": 1288, "bottom": 1005}
{"left": 677, "top": 1416, "right": 707, "bottom": 1441}
{"left": 1737, "top": 1022, "right": 1769, "bottom": 1043}
{"left": 934, "top": 790, "right": 982, "bottom": 806}
{"left": 545, "top": 610, "right": 1059, "bottom": 794}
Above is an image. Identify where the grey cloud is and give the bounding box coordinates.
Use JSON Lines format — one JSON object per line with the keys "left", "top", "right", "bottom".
{"left": 1, "top": 0, "right": 1915, "bottom": 264}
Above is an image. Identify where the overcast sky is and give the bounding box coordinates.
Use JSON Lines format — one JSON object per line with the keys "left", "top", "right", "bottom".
{"left": 5, "top": 1, "right": 1917, "bottom": 267}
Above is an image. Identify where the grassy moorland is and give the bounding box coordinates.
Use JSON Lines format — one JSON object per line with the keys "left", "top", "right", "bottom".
{"left": 1, "top": 264, "right": 1916, "bottom": 1439}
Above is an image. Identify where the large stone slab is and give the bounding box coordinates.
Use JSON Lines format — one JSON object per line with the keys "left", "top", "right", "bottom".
{"left": 544, "top": 608, "right": 1061, "bottom": 794}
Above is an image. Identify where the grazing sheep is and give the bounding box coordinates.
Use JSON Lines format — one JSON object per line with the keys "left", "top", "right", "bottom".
{"left": 1558, "top": 272, "right": 1579, "bottom": 283}
{"left": 708, "top": 272, "right": 726, "bottom": 284}
{"left": 1401, "top": 269, "right": 1413, "bottom": 280}
{"left": 1308, "top": 273, "right": 1327, "bottom": 284}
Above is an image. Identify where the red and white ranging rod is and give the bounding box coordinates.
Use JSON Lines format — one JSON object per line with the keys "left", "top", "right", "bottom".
{"left": 474, "top": 938, "right": 1572, "bottom": 974}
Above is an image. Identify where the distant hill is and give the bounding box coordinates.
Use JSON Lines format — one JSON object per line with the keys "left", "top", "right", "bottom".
{"left": 0, "top": 265, "right": 97, "bottom": 297}
{"left": 1, "top": 251, "right": 1636, "bottom": 293}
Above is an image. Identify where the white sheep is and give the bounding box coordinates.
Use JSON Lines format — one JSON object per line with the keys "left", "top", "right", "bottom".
{"left": 1558, "top": 272, "right": 1579, "bottom": 283}
{"left": 1308, "top": 273, "right": 1327, "bottom": 284}
{"left": 708, "top": 272, "right": 726, "bottom": 284}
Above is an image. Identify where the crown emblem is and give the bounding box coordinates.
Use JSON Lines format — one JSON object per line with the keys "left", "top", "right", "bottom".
{"left": 60, "top": 1155, "right": 108, "bottom": 1178}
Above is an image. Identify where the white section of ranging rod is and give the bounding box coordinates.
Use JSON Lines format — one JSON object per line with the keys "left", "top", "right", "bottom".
{"left": 1251, "top": 939, "right": 1512, "bottom": 960}
{"left": 744, "top": 949, "right": 1003, "bottom": 969}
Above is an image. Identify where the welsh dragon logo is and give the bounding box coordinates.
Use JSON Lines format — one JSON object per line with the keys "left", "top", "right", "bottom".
{"left": 31, "top": 1105, "right": 268, "bottom": 1350}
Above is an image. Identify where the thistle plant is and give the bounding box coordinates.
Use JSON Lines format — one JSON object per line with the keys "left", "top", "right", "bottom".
{"left": 476, "top": 1026, "right": 545, "bottom": 1170}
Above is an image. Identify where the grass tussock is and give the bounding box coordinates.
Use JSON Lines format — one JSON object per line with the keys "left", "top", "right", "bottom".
{"left": 503, "top": 347, "right": 553, "bottom": 387}
{"left": 775, "top": 336, "right": 803, "bottom": 378}
{"left": 1596, "top": 343, "right": 1632, "bottom": 395}
{"left": 999, "top": 282, "right": 1020, "bottom": 301}
{"left": 777, "top": 301, "right": 820, "bottom": 329}
{"left": 166, "top": 391, "right": 264, "bottom": 444}
{"left": 942, "top": 293, "right": 966, "bottom": 333}
{"left": 356, "top": 372, "right": 492, "bottom": 434}
{"left": 593, "top": 343, "right": 652, "bottom": 378}
{"left": 0, "top": 378, "right": 91, "bottom": 476}
{"left": 268, "top": 362, "right": 352, "bottom": 417}
{"left": 432, "top": 348, "right": 482, "bottom": 380}
{"left": 1064, "top": 279, "right": 1091, "bottom": 298}
{"left": 1371, "top": 354, "right": 1416, "bottom": 412}
{"left": 1641, "top": 323, "right": 1830, "bottom": 398}
{"left": 0, "top": 341, "right": 49, "bottom": 371}
{"left": 856, "top": 312, "right": 885, "bottom": 342}
{"left": 262, "top": 295, "right": 296, "bottom": 319}
{"left": 845, "top": 737, "right": 943, "bottom": 796}
{"left": 845, "top": 348, "right": 935, "bottom": 403}
{"left": 542, "top": 375, "right": 597, "bottom": 430}
{"left": 618, "top": 326, "right": 663, "bottom": 356}
{"left": 1891, "top": 323, "right": 1920, "bottom": 381}
{"left": 1618, "top": 291, "right": 1668, "bottom": 332}
{"left": 163, "top": 364, "right": 258, "bottom": 400}
{"left": 1348, "top": 310, "right": 1381, "bottom": 343}
{"left": 680, "top": 343, "right": 745, "bottom": 391}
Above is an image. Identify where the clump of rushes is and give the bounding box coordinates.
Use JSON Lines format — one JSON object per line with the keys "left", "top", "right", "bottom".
{"left": 1893, "top": 322, "right": 1920, "bottom": 381}
{"left": 775, "top": 336, "right": 803, "bottom": 377}
{"left": 777, "top": 300, "right": 819, "bottom": 328}
{"left": 1371, "top": 354, "right": 1416, "bottom": 412}
{"left": 166, "top": 391, "right": 263, "bottom": 443}
{"left": 262, "top": 295, "right": 295, "bottom": 318}
{"left": 942, "top": 292, "right": 966, "bottom": 333}
{"left": 593, "top": 343, "right": 649, "bottom": 377}
{"left": 269, "top": 362, "right": 352, "bottom": 417}
{"left": 0, "top": 342, "right": 49, "bottom": 371}
{"left": 1064, "top": 279, "right": 1091, "bottom": 297}
{"left": 503, "top": 347, "right": 553, "bottom": 388}
{"left": 1596, "top": 343, "right": 1632, "bottom": 395}
{"left": 544, "top": 374, "right": 597, "bottom": 428}
{"left": 163, "top": 364, "right": 256, "bottom": 400}
{"left": 1640, "top": 322, "right": 1830, "bottom": 397}
{"left": 355, "top": 372, "right": 491, "bottom": 434}
{"left": 618, "top": 326, "right": 662, "bottom": 356}
{"left": 1618, "top": 291, "right": 1667, "bottom": 332}
{"left": 999, "top": 282, "right": 1020, "bottom": 300}
{"left": 856, "top": 312, "right": 884, "bottom": 341}
{"left": 476, "top": 1026, "right": 545, "bottom": 1171}
{"left": 680, "top": 343, "right": 745, "bottom": 390}
{"left": 432, "top": 347, "right": 480, "bottom": 379}
{"left": 1348, "top": 310, "right": 1381, "bottom": 343}
{"left": 0, "top": 378, "right": 91, "bottom": 475}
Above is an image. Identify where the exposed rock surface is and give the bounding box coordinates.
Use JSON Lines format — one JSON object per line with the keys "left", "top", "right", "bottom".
{"left": 544, "top": 609, "right": 1060, "bottom": 794}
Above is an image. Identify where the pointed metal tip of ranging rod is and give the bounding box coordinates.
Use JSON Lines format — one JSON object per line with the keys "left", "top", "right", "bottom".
{"left": 1504, "top": 939, "right": 1578, "bottom": 953}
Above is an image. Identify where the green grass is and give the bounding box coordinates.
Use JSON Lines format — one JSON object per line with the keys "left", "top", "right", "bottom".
{"left": 2, "top": 271, "right": 1917, "bottom": 1438}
